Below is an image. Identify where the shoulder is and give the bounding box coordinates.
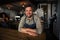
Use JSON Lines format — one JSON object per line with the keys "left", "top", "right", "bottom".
{"left": 33, "top": 14, "right": 40, "bottom": 19}
{"left": 21, "top": 15, "right": 26, "bottom": 20}
{"left": 33, "top": 14, "right": 42, "bottom": 22}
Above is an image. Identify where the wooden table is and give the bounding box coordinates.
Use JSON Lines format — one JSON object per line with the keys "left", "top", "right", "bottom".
{"left": 0, "top": 27, "right": 46, "bottom": 40}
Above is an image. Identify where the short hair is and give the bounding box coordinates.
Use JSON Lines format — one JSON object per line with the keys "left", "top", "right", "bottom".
{"left": 24, "top": 4, "right": 34, "bottom": 11}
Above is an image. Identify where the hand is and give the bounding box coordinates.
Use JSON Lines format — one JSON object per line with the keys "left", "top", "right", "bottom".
{"left": 20, "top": 28, "right": 38, "bottom": 36}
{"left": 27, "top": 31, "right": 38, "bottom": 36}
{"left": 26, "top": 28, "right": 37, "bottom": 33}
{"left": 20, "top": 28, "right": 28, "bottom": 33}
{"left": 26, "top": 28, "right": 38, "bottom": 36}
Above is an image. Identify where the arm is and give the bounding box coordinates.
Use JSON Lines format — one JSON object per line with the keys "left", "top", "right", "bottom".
{"left": 18, "top": 16, "right": 26, "bottom": 32}
{"left": 18, "top": 16, "right": 38, "bottom": 36}
{"left": 26, "top": 28, "right": 38, "bottom": 36}
{"left": 18, "top": 16, "right": 35, "bottom": 34}
{"left": 36, "top": 16, "right": 43, "bottom": 34}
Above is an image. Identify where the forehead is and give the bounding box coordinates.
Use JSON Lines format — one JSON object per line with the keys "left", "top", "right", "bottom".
{"left": 25, "top": 7, "right": 32, "bottom": 10}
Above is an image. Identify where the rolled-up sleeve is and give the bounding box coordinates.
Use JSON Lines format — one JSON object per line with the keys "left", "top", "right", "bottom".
{"left": 18, "top": 16, "right": 25, "bottom": 32}
{"left": 36, "top": 16, "right": 43, "bottom": 34}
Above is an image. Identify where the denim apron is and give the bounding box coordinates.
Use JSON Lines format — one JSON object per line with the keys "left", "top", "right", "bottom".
{"left": 24, "top": 16, "right": 36, "bottom": 29}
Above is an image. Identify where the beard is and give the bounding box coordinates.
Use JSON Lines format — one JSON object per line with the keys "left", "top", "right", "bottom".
{"left": 26, "top": 15, "right": 33, "bottom": 18}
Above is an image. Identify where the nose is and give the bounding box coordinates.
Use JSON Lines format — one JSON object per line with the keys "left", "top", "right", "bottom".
{"left": 27, "top": 11, "right": 30, "bottom": 14}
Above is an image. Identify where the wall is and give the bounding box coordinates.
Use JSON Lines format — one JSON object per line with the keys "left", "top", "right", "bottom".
{"left": 55, "top": 0, "right": 60, "bottom": 39}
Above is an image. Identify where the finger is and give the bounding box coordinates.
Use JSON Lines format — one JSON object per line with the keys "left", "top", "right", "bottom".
{"left": 27, "top": 32, "right": 38, "bottom": 36}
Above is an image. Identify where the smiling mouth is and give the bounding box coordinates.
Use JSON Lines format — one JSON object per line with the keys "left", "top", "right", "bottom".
{"left": 27, "top": 15, "right": 33, "bottom": 18}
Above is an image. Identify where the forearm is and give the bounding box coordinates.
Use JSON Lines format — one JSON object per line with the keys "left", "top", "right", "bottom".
{"left": 19, "top": 28, "right": 27, "bottom": 33}
{"left": 26, "top": 29, "right": 37, "bottom": 33}
{"left": 26, "top": 29, "right": 38, "bottom": 36}
{"left": 18, "top": 27, "right": 38, "bottom": 36}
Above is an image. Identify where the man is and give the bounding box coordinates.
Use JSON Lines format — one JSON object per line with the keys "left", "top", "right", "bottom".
{"left": 18, "top": 4, "right": 46, "bottom": 40}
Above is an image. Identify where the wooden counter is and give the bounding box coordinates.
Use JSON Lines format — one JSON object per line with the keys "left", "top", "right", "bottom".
{"left": 0, "top": 27, "right": 46, "bottom": 40}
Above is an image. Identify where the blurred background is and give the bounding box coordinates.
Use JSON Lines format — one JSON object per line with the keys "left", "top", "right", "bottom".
{"left": 0, "top": 0, "right": 60, "bottom": 40}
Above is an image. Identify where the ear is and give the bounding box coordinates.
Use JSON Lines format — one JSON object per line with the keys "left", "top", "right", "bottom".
{"left": 24, "top": 11, "right": 25, "bottom": 14}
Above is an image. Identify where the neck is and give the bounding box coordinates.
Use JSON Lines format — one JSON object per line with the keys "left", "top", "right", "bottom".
{"left": 27, "top": 16, "right": 33, "bottom": 20}
{"left": 27, "top": 14, "right": 33, "bottom": 18}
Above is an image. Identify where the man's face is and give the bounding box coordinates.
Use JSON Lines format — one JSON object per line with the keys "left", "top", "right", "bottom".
{"left": 25, "top": 7, "right": 33, "bottom": 17}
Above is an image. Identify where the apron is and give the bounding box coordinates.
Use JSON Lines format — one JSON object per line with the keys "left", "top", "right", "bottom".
{"left": 24, "top": 16, "right": 36, "bottom": 29}
{"left": 20, "top": 16, "right": 46, "bottom": 40}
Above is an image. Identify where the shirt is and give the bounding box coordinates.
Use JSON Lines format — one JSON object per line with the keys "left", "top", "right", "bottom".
{"left": 18, "top": 14, "right": 43, "bottom": 34}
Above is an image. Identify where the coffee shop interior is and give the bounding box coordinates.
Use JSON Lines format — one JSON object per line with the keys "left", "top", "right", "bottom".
{"left": 0, "top": 0, "right": 60, "bottom": 40}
